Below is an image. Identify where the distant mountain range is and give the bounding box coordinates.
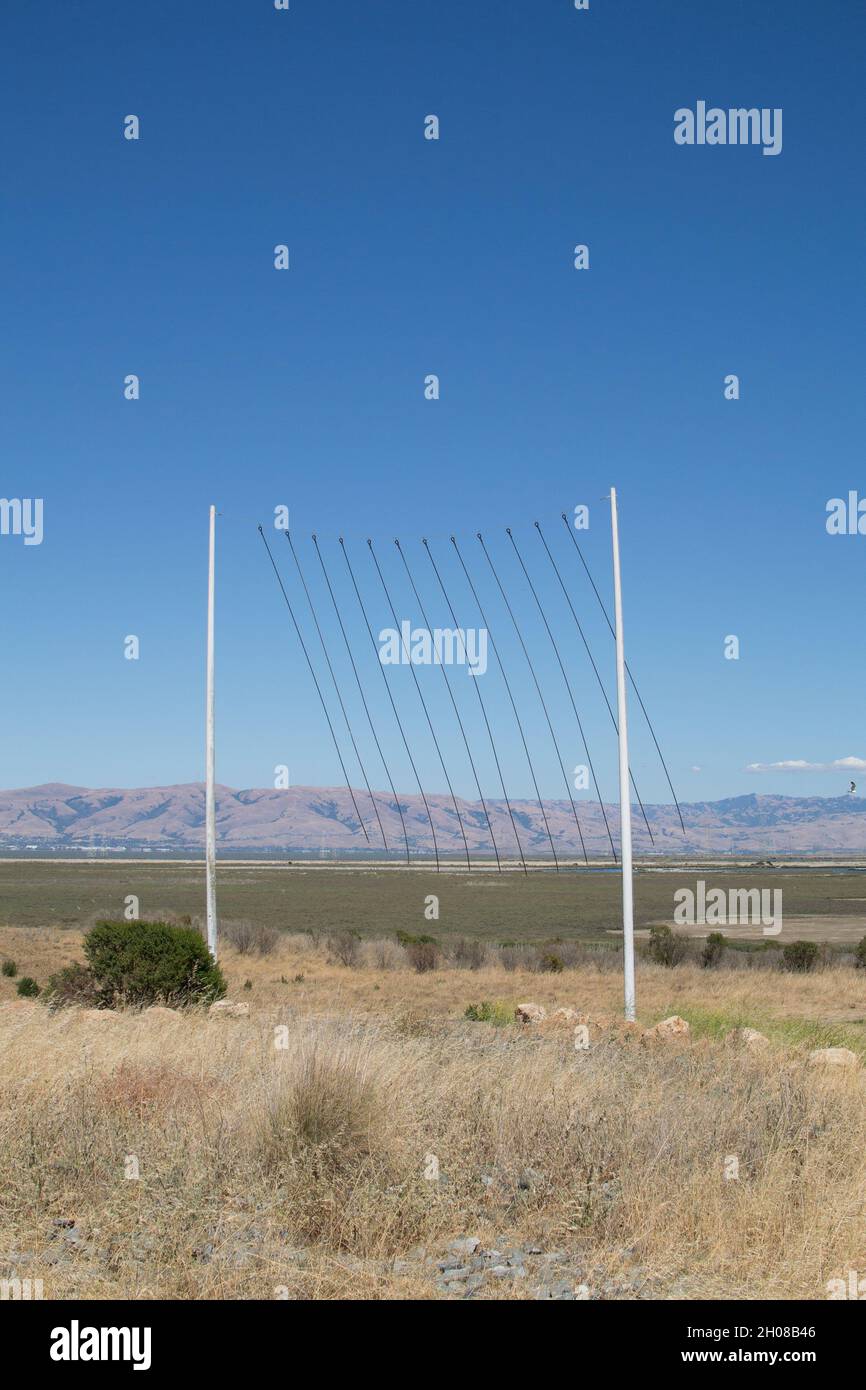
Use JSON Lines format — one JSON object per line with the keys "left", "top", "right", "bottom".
{"left": 1, "top": 783, "right": 866, "bottom": 856}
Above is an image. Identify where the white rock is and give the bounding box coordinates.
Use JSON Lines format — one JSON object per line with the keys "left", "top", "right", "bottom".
{"left": 209, "top": 1000, "right": 250, "bottom": 1019}
{"left": 727, "top": 1027, "right": 770, "bottom": 1048}
{"left": 807, "top": 1047, "right": 859, "bottom": 1070}
{"left": 515, "top": 1002, "right": 547, "bottom": 1024}
{"left": 647, "top": 1014, "right": 690, "bottom": 1040}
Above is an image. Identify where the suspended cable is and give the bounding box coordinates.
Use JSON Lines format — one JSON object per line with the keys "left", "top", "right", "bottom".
{"left": 284, "top": 532, "right": 385, "bottom": 849}
{"left": 452, "top": 535, "right": 560, "bottom": 871}
{"left": 506, "top": 527, "right": 617, "bottom": 862}
{"left": 256, "top": 526, "right": 369, "bottom": 844}
{"left": 423, "top": 539, "right": 528, "bottom": 875}
{"left": 558, "top": 514, "right": 686, "bottom": 828}
{"left": 477, "top": 533, "right": 587, "bottom": 864}
{"left": 368, "top": 539, "right": 471, "bottom": 870}
{"left": 311, "top": 535, "right": 410, "bottom": 865}
{"left": 395, "top": 538, "right": 502, "bottom": 871}
{"left": 535, "top": 521, "right": 656, "bottom": 846}
{"left": 340, "top": 537, "right": 441, "bottom": 871}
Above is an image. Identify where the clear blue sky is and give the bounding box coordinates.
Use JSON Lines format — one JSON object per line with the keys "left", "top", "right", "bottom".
{"left": 2, "top": 0, "right": 865, "bottom": 805}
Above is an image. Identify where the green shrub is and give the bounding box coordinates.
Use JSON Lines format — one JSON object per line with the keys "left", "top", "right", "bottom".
{"left": 45, "top": 961, "right": 102, "bottom": 1008}
{"left": 82, "top": 919, "right": 226, "bottom": 1006}
{"left": 16, "top": 977, "right": 40, "bottom": 997}
{"left": 464, "top": 1000, "right": 514, "bottom": 1025}
{"left": 537, "top": 951, "right": 564, "bottom": 974}
{"left": 395, "top": 930, "right": 437, "bottom": 947}
{"left": 647, "top": 924, "right": 689, "bottom": 968}
{"left": 701, "top": 931, "right": 726, "bottom": 969}
{"left": 782, "top": 940, "right": 819, "bottom": 974}
{"left": 1, "top": 959, "right": 17, "bottom": 978}
{"left": 855, "top": 936, "right": 866, "bottom": 969}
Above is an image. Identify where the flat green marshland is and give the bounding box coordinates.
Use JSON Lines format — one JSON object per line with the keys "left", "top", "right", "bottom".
{"left": 2, "top": 859, "right": 866, "bottom": 944}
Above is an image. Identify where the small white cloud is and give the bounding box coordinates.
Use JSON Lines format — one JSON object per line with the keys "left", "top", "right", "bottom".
{"left": 690, "top": 765, "right": 701, "bottom": 772}
{"left": 745, "top": 755, "right": 866, "bottom": 774}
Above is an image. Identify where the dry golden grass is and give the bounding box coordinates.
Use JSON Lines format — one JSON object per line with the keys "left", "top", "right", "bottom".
{"left": 1, "top": 926, "right": 865, "bottom": 1301}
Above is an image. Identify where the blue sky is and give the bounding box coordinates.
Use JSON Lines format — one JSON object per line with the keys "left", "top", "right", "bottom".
{"left": 2, "top": 0, "right": 865, "bottom": 805}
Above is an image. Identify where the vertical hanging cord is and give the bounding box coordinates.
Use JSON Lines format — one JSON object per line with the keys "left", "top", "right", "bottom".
{"left": 368, "top": 539, "right": 472, "bottom": 870}
{"left": 506, "top": 527, "right": 617, "bottom": 862}
{"left": 560, "top": 513, "right": 685, "bottom": 836}
{"left": 340, "top": 537, "right": 441, "bottom": 871}
{"left": 451, "top": 535, "right": 560, "bottom": 871}
{"left": 257, "top": 526, "right": 369, "bottom": 843}
{"left": 312, "top": 535, "right": 411, "bottom": 865}
{"left": 284, "top": 532, "right": 385, "bottom": 850}
{"left": 424, "top": 539, "right": 528, "bottom": 875}
{"left": 395, "top": 538, "right": 502, "bottom": 871}
{"left": 477, "top": 532, "right": 587, "bottom": 865}
{"left": 536, "top": 521, "right": 656, "bottom": 846}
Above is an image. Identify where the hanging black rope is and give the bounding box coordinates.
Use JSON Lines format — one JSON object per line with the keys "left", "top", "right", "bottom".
{"left": 395, "top": 538, "right": 502, "bottom": 872}
{"left": 536, "top": 521, "right": 656, "bottom": 846}
{"left": 368, "top": 539, "right": 471, "bottom": 870}
{"left": 340, "top": 537, "right": 441, "bottom": 871}
{"left": 257, "top": 526, "right": 369, "bottom": 843}
{"left": 477, "top": 533, "right": 587, "bottom": 864}
{"left": 284, "top": 532, "right": 386, "bottom": 850}
{"left": 506, "top": 528, "right": 617, "bottom": 862}
{"left": 559, "top": 513, "right": 685, "bottom": 836}
{"left": 312, "top": 535, "right": 410, "bottom": 865}
{"left": 423, "top": 539, "right": 528, "bottom": 874}
{"left": 452, "top": 536, "right": 560, "bottom": 871}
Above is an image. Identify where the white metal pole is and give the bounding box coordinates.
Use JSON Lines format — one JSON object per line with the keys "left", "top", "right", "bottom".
{"left": 205, "top": 504, "right": 218, "bottom": 959}
{"left": 610, "top": 488, "right": 635, "bottom": 1020}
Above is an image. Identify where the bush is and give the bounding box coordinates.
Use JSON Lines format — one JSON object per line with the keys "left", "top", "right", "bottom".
{"left": 395, "top": 930, "right": 437, "bottom": 947}
{"left": 405, "top": 940, "right": 440, "bottom": 973}
{"left": 647, "top": 924, "right": 689, "bottom": 968}
{"left": 855, "top": 936, "right": 866, "bottom": 969}
{"left": 45, "top": 961, "right": 102, "bottom": 1008}
{"left": 498, "top": 944, "right": 535, "bottom": 972}
{"left": 82, "top": 920, "right": 226, "bottom": 1006}
{"left": 782, "top": 940, "right": 819, "bottom": 974}
{"left": 257, "top": 1042, "right": 378, "bottom": 1176}
{"left": 1, "top": 959, "right": 17, "bottom": 978}
{"left": 536, "top": 951, "right": 564, "bottom": 974}
{"left": 371, "top": 939, "right": 404, "bottom": 970}
{"left": 464, "top": 1000, "right": 514, "bottom": 1025}
{"left": 328, "top": 931, "right": 361, "bottom": 967}
{"left": 701, "top": 931, "right": 726, "bottom": 969}
{"left": 450, "top": 937, "right": 487, "bottom": 970}
{"left": 16, "top": 977, "right": 40, "bottom": 997}
{"left": 224, "top": 920, "right": 279, "bottom": 956}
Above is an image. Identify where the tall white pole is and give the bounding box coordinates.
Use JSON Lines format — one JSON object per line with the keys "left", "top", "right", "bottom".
{"left": 610, "top": 488, "right": 635, "bottom": 1021}
{"left": 205, "top": 504, "right": 218, "bottom": 959}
